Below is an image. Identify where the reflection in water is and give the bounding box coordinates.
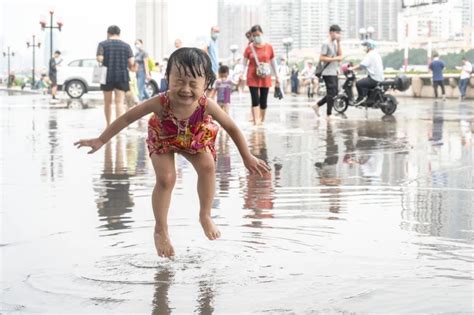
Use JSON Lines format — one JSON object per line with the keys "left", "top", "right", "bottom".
{"left": 243, "top": 129, "right": 275, "bottom": 222}
{"left": 216, "top": 134, "right": 232, "bottom": 194}
{"left": 195, "top": 279, "right": 216, "bottom": 315}
{"left": 315, "top": 123, "right": 342, "bottom": 216}
{"left": 151, "top": 267, "right": 174, "bottom": 315}
{"left": 2, "top": 94, "right": 473, "bottom": 313}
{"left": 41, "top": 108, "right": 63, "bottom": 181}
{"left": 429, "top": 101, "right": 444, "bottom": 146}
{"left": 96, "top": 137, "right": 135, "bottom": 231}
{"left": 66, "top": 98, "right": 90, "bottom": 109}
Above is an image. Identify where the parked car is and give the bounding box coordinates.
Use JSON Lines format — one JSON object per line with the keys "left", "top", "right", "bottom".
{"left": 58, "top": 58, "right": 162, "bottom": 99}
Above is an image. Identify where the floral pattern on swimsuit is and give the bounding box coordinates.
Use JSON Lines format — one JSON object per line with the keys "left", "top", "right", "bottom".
{"left": 146, "top": 92, "right": 219, "bottom": 160}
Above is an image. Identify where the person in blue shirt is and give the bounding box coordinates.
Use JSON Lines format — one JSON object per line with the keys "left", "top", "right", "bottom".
{"left": 428, "top": 52, "right": 446, "bottom": 100}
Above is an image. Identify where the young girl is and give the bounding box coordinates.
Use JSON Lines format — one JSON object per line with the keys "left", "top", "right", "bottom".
{"left": 74, "top": 48, "right": 270, "bottom": 258}
{"left": 215, "top": 65, "right": 233, "bottom": 114}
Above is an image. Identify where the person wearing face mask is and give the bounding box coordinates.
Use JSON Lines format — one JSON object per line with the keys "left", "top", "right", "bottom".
{"left": 313, "top": 24, "right": 343, "bottom": 119}
{"left": 349, "top": 39, "right": 384, "bottom": 106}
{"left": 134, "top": 39, "right": 152, "bottom": 101}
{"left": 203, "top": 26, "right": 220, "bottom": 75}
{"left": 242, "top": 25, "right": 280, "bottom": 125}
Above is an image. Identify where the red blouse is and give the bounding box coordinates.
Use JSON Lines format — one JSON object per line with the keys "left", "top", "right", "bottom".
{"left": 243, "top": 43, "right": 275, "bottom": 88}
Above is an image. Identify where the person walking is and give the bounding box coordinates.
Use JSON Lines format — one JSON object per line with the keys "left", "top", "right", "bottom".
{"left": 313, "top": 25, "right": 343, "bottom": 119}
{"left": 242, "top": 25, "right": 280, "bottom": 125}
{"left": 134, "top": 39, "right": 151, "bottom": 101}
{"left": 48, "top": 50, "right": 62, "bottom": 101}
{"left": 96, "top": 25, "right": 134, "bottom": 126}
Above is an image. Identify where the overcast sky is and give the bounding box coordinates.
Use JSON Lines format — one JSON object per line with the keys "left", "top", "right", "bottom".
{"left": 0, "top": 0, "right": 218, "bottom": 73}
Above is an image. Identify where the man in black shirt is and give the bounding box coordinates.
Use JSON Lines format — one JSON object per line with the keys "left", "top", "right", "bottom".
{"left": 49, "top": 50, "right": 62, "bottom": 100}
{"left": 96, "top": 25, "right": 134, "bottom": 126}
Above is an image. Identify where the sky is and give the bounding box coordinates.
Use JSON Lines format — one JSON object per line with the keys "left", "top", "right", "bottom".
{"left": 0, "top": 0, "right": 218, "bottom": 74}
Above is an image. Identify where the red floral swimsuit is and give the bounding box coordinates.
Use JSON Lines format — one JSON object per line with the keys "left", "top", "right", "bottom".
{"left": 146, "top": 93, "right": 219, "bottom": 160}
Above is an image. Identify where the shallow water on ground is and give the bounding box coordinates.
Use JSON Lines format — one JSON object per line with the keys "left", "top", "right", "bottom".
{"left": 1, "top": 94, "right": 473, "bottom": 313}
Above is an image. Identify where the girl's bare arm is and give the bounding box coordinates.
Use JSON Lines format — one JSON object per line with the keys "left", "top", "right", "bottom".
{"left": 75, "top": 96, "right": 161, "bottom": 153}
{"left": 206, "top": 99, "right": 270, "bottom": 175}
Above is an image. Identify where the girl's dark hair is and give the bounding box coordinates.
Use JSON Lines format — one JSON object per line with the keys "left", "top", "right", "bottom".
{"left": 165, "top": 47, "right": 216, "bottom": 90}
{"left": 218, "top": 65, "right": 229, "bottom": 75}
{"left": 250, "top": 25, "right": 263, "bottom": 34}
{"left": 136, "top": 39, "right": 143, "bottom": 44}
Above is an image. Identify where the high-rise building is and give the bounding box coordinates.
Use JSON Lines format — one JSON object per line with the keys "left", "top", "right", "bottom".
{"left": 362, "top": 0, "right": 400, "bottom": 41}
{"left": 136, "top": 0, "right": 169, "bottom": 60}
{"left": 261, "top": 0, "right": 330, "bottom": 56}
{"left": 462, "top": 0, "right": 474, "bottom": 28}
{"left": 400, "top": 0, "right": 464, "bottom": 41}
{"left": 259, "top": 0, "right": 400, "bottom": 57}
{"left": 217, "top": 0, "right": 263, "bottom": 60}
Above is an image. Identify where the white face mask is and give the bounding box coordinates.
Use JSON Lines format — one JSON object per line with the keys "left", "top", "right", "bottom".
{"left": 211, "top": 33, "right": 219, "bottom": 40}
{"left": 253, "top": 35, "right": 263, "bottom": 44}
{"left": 135, "top": 43, "right": 142, "bottom": 49}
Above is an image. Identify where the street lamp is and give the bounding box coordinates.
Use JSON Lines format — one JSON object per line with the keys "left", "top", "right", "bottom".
{"left": 27, "top": 35, "right": 41, "bottom": 87}
{"left": 40, "top": 9, "right": 63, "bottom": 59}
{"left": 359, "top": 26, "right": 375, "bottom": 40}
{"left": 2, "top": 47, "right": 15, "bottom": 88}
{"left": 230, "top": 44, "right": 238, "bottom": 64}
{"left": 282, "top": 37, "right": 293, "bottom": 65}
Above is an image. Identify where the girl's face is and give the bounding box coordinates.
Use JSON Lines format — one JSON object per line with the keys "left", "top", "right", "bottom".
{"left": 168, "top": 64, "right": 207, "bottom": 106}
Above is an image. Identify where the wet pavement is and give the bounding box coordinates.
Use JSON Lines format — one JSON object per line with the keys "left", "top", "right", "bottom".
{"left": 1, "top": 92, "right": 473, "bottom": 313}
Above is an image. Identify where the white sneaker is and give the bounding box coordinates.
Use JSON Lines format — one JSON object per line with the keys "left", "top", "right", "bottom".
{"left": 311, "top": 104, "right": 320, "bottom": 117}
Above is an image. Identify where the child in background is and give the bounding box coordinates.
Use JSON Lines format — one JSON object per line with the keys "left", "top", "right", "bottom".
{"left": 74, "top": 48, "right": 270, "bottom": 258}
{"left": 125, "top": 62, "right": 139, "bottom": 108}
{"left": 215, "top": 65, "right": 233, "bottom": 114}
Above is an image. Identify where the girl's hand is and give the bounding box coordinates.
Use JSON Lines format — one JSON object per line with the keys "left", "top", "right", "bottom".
{"left": 244, "top": 155, "right": 271, "bottom": 177}
{"left": 74, "top": 138, "right": 104, "bottom": 154}
{"left": 275, "top": 78, "right": 280, "bottom": 87}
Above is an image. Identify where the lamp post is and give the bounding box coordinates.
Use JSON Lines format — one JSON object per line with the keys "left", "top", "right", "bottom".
{"left": 282, "top": 37, "right": 293, "bottom": 65}
{"left": 2, "top": 47, "right": 15, "bottom": 87}
{"left": 404, "top": 24, "right": 409, "bottom": 72}
{"left": 359, "top": 26, "right": 375, "bottom": 40}
{"left": 27, "top": 35, "right": 41, "bottom": 87}
{"left": 40, "top": 9, "right": 63, "bottom": 59}
{"left": 230, "top": 44, "right": 238, "bottom": 64}
{"left": 427, "top": 20, "right": 432, "bottom": 66}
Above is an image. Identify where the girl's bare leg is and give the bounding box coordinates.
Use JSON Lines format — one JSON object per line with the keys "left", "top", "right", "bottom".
{"left": 151, "top": 153, "right": 176, "bottom": 257}
{"left": 182, "top": 152, "right": 221, "bottom": 240}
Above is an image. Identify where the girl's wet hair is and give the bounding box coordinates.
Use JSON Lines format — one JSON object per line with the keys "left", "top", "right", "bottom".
{"left": 165, "top": 47, "right": 216, "bottom": 90}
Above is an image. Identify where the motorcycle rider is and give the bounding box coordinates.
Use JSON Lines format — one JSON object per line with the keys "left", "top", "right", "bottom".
{"left": 349, "top": 39, "right": 384, "bottom": 106}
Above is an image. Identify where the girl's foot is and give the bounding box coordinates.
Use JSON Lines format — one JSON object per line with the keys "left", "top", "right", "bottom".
{"left": 199, "top": 215, "right": 221, "bottom": 240}
{"left": 154, "top": 231, "right": 175, "bottom": 258}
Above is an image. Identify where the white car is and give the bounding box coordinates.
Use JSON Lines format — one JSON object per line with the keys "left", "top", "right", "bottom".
{"left": 57, "top": 58, "right": 162, "bottom": 99}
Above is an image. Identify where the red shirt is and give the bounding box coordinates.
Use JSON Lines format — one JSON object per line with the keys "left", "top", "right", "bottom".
{"left": 243, "top": 43, "right": 275, "bottom": 88}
